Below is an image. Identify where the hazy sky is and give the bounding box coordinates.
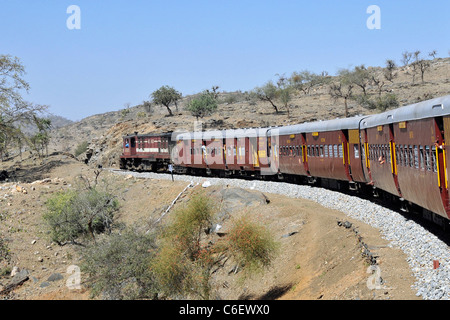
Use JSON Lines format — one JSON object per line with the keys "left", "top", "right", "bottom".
{"left": 2, "top": 0, "right": 449, "bottom": 121}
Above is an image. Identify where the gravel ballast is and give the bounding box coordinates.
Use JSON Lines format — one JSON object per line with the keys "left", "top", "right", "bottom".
{"left": 112, "top": 169, "right": 450, "bottom": 300}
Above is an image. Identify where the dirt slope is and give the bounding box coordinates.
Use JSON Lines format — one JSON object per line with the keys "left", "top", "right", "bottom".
{"left": 0, "top": 156, "right": 419, "bottom": 300}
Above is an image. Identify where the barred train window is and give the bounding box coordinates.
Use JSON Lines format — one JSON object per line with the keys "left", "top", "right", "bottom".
{"left": 399, "top": 145, "right": 404, "bottom": 166}
{"left": 338, "top": 144, "right": 343, "bottom": 158}
{"left": 419, "top": 146, "right": 425, "bottom": 170}
{"left": 395, "top": 145, "right": 399, "bottom": 164}
{"left": 334, "top": 145, "right": 338, "bottom": 158}
{"left": 425, "top": 146, "right": 431, "bottom": 171}
{"left": 404, "top": 146, "right": 408, "bottom": 166}
{"left": 329, "top": 145, "right": 333, "bottom": 157}
{"left": 386, "top": 145, "right": 391, "bottom": 164}
{"left": 432, "top": 146, "right": 437, "bottom": 172}
{"left": 414, "top": 146, "right": 419, "bottom": 169}
{"left": 320, "top": 145, "right": 324, "bottom": 157}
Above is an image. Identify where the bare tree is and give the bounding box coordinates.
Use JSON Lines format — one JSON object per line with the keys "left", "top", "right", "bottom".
{"left": 410, "top": 51, "right": 431, "bottom": 84}
{"left": 429, "top": 50, "right": 437, "bottom": 59}
{"left": 401, "top": 51, "right": 413, "bottom": 66}
{"left": 329, "top": 69, "right": 354, "bottom": 118}
{"left": 384, "top": 59, "right": 397, "bottom": 83}
{"left": 351, "top": 65, "right": 371, "bottom": 96}
{"left": 416, "top": 59, "right": 431, "bottom": 83}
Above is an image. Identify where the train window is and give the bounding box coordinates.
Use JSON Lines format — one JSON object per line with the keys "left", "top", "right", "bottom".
{"left": 404, "top": 146, "right": 408, "bottom": 166}
{"left": 386, "top": 145, "right": 391, "bottom": 164}
{"left": 414, "top": 146, "right": 419, "bottom": 168}
{"left": 298, "top": 146, "right": 302, "bottom": 158}
{"left": 432, "top": 146, "right": 437, "bottom": 172}
{"left": 419, "top": 146, "right": 425, "bottom": 170}
{"left": 408, "top": 146, "right": 414, "bottom": 167}
{"left": 425, "top": 146, "right": 431, "bottom": 171}
{"left": 338, "top": 144, "right": 343, "bottom": 158}
{"left": 398, "top": 145, "right": 403, "bottom": 166}
{"left": 307, "top": 146, "right": 310, "bottom": 157}
{"left": 324, "top": 145, "right": 328, "bottom": 157}
{"left": 328, "top": 145, "right": 332, "bottom": 157}
{"left": 320, "top": 145, "right": 324, "bottom": 157}
{"left": 396, "top": 145, "right": 400, "bottom": 165}
{"left": 354, "top": 145, "right": 359, "bottom": 158}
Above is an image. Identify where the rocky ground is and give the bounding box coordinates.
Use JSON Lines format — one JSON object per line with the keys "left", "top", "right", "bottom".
{"left": 0, "top": 154, "right": 422, "bottom": 300}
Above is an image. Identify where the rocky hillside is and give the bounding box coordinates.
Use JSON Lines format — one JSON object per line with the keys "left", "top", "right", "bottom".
{"left": 48, "top": 57, "right": 450, "bottom": 168}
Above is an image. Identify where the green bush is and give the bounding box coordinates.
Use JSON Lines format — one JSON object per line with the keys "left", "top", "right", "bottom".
{"left": 152, "top": 193, "right": 215, "bottom": 298}
{"left": 81, "top": 229, "right": 158, "bottom": 300}
{"left": 151, "top": 192, "right": 278, "bottom": 299}
{"left": 74, "top": 141, "right": 89, "bottom": 157}
{"left": 185, "top": 91, "right": 218, "bottom": 120}
{"left": 226, "top": 215, "right": 279, "bottom": 275}
{"left": 354, "top": 93, "right": 399, "bottom": 111}
{"left": 43, "top": 187, "right": 119, "bottom": 245}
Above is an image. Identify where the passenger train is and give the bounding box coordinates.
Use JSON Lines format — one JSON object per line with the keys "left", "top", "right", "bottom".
{"left": 120, "top": 95, "right": 450, "bottom": 228}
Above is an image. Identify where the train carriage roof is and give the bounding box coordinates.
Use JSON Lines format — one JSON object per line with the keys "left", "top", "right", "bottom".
{"left": 123, "top": 132, "right": 173, "bottom": 138}
{"left": 361, "top": 95, "right": 450, "bottom": 129}
{"left": 272, "top": 116, "right": 368, "bottom": 136}
{"left": 174, "top": 127, "right": 272, "bottom": 141}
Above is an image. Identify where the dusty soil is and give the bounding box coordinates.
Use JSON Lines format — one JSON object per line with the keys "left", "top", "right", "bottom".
{"left": 0, "top": 154, "right": 420, "bottom": 300}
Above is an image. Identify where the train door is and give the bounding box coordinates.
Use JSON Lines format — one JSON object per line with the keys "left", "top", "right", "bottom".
{"left": 436, "top": 117, "right": 450, "bottom": 216}
{"left": 388, "top": 124, "right": 402, "bottom": 196}
{"left": 301, "top": 133, "right": 310, "bottom": 176}
{"left": 341, "top": 130, "right": 352, "bottom": 182}
{"left": 362, "top": 129, "right": 372, "bottom": 184}
{"left": 129, "top": 137, "right": 137, "bottom": 156}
